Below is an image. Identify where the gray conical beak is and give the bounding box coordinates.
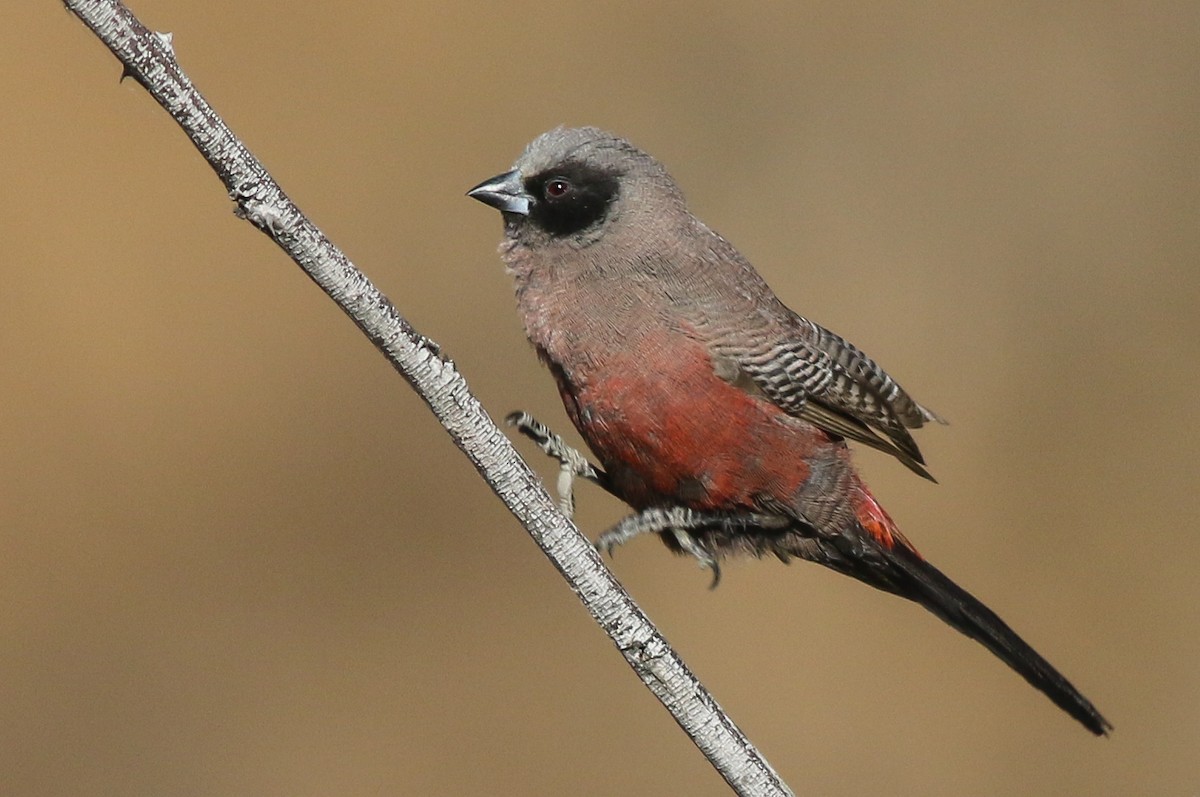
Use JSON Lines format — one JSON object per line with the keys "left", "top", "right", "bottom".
{"left": 467, "top": 169, "right": 531, "bottom": 216}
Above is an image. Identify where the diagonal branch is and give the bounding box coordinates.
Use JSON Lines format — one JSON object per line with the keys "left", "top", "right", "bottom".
{"left": 60, "top": 2, "right": 795, "bottom": 795}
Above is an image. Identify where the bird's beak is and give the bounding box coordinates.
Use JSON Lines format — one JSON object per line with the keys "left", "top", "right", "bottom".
{"left": 467, "top": 169, "right": 531, "bottom": 216}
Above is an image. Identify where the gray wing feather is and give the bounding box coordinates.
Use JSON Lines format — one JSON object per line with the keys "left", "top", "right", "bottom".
{"left": 707, "top": 310, "right": 943, "bottom": 481}
{"left": 660, "top": 236, "right": 942, "bottom": 480}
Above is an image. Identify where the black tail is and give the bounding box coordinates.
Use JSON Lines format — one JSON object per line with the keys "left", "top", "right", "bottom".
{"left": 810, "top": 527, "right": 1112, "bottom": 736}
{"left": 876, "top": 540, "right": 1111, "bottom": 735}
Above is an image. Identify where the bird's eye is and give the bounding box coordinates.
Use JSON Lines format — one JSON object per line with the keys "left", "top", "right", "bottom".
{"left": 544, "top": 178, "right": 572, "bottom": 200}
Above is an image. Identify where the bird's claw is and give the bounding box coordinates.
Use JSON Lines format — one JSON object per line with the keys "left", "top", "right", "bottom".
{"left": 507, "top": 410, "right": 611, "bottom": 518}
{"left": 508, "top": 411, "right": 776, "bottom": 589}
{"left": 597, "top": 506, "right": 748, "bottom": 587}
{"left": 669, "top": 527, "right": 723, "bottom": 589}
{"left": 593, "top": 535, "right": 616, "bottom": 559}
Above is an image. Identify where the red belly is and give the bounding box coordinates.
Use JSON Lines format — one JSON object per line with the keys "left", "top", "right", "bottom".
{"left": 553, "top": 334, "right": 820, "bottom": 513}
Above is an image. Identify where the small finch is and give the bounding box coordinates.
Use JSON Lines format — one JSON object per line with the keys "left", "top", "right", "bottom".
{"left": 469, "top": 126, "right": 1110, "bottom": 735}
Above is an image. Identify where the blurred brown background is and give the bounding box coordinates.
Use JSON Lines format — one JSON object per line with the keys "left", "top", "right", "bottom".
{"left": 3, "top": 2, "right": 1197, "bottom": 794}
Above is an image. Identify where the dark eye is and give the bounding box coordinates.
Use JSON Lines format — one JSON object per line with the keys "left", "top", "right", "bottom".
{"left": 544, "top": 178, "right": 572, "bottom": 200}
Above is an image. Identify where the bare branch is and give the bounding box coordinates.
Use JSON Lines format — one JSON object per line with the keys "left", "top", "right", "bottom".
{"left": 60, "top": 2, "right": 795, "bottom": 794}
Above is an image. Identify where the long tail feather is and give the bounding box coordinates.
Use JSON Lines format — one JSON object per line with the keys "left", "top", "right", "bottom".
{"left": 863, "top": 532, "right": 1111, "bottom": 735}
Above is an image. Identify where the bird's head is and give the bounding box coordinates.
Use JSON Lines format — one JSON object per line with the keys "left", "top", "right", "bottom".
{"left": 468, "top": 126, "right": 683, "bottom": 250}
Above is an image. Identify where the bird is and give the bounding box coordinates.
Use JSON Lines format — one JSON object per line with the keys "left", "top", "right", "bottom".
{"left": 467, "top": 126, "right": 1110, "bottom": 736}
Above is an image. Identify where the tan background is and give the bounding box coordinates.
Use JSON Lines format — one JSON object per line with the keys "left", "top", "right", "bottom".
{"left": 4, "top": 2, "right": 1196, "bottom": 794}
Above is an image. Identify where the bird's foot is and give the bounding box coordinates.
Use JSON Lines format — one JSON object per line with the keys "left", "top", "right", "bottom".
{"left": 597, "top": 507, "right": 788, "bottom": 589}
{"left": 506, "top": 410, "right": 609, "bottom": 518}
{"left": 506, "top": 411, "right": 791, "bottom": 589}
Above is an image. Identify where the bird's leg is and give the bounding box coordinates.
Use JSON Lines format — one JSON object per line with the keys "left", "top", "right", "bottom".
{"left": 506, "top": 411, "right": 610, "bottom": 518}
{"left": 507, "top": 411, "right": 793, "bottom": 588}
{"left": 597, "top": 507, "right": 790, "bottom": 589}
